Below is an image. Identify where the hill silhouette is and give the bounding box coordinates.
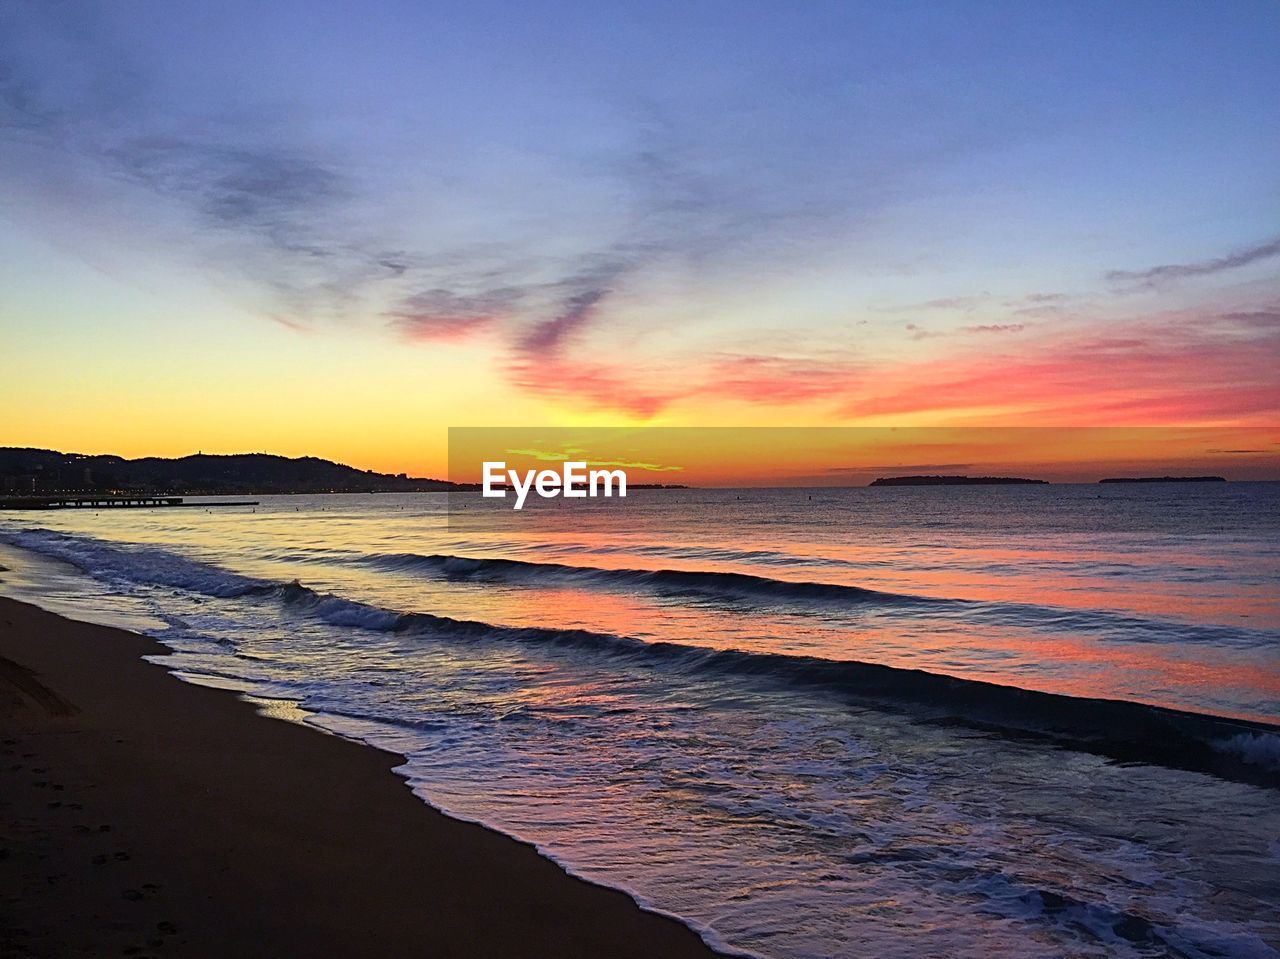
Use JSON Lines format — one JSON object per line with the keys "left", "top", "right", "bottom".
{"left": 0, "top": 448, "right": 462, "bottom": 495}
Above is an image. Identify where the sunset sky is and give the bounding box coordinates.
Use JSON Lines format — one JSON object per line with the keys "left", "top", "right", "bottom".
{"left": 2, "top": 1, "right": 1278, "bottom": 477}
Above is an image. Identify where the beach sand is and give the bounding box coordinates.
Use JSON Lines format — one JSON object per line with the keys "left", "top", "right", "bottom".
{"left": 0, "top": 596, "right": 718, "bottom": 958}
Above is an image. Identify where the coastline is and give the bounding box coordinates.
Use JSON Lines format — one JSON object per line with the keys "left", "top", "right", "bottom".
{"left": 0, "top": 595, "right": 719, "bottom": 958}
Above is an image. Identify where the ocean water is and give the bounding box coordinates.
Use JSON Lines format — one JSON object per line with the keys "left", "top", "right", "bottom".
{"left": 1, "top": 484, "right": 1278, "bottom": 958}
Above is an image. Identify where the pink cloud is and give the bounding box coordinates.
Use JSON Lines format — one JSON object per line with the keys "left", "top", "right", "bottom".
{"left": 845, "top": 312, "right": 1280, "bottom": 425}
{"left": 506, "top": 353, "right": 862, "bottom": 418}
{"left": 701, "top": 355, "right": 859, "bottom": 404}
{"left": 395, "top": 313, "right": 495, "bottom": 342}
{"left": 505, "top": 355, "right": 682, "bottom": 418}
{"left": 502, "top": 308, "right": 1279, "bottom": 425}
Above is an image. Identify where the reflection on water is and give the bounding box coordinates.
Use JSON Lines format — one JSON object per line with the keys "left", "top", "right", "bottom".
{"left": 0, "top": 484, "right": 1277, "bottom": 958}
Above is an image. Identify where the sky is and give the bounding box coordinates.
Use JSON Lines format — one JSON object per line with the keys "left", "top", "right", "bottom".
{"left": 2, "top": 0, "right": 1278, "bottom": 478}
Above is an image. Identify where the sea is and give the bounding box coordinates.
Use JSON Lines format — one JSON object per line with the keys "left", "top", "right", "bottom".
{"left": 1, "top": 483, "right": 1277, "bottom": 959}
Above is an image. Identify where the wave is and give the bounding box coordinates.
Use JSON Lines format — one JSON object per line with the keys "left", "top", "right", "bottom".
{"left": 0, "top": 526, "right": 276, "bottom": 598}
{"left": 220, "top": 581, "right": 1280, "bottom": 789}
{"left": 4, "top": 526, "right": 1277, "bottom": 787}
{"left": 962, "top": 872, "right": 1275, "bottom": 959}
{"left": 364, "top": 551, "right": 1276, "bottom": 649}
{"left": 367, "top": 551, "right": 937, "bottom": 606}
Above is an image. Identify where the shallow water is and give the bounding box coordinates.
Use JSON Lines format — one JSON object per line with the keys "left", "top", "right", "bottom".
{"left": 1, "top": 485, "right": 1277, "bottom": 958}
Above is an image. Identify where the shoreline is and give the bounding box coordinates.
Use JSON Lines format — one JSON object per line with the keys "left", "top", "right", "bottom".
{"left": 0, "top": 595, "right": 720, "bottom": 958}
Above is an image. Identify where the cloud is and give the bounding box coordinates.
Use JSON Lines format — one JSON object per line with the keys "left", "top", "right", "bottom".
{"left": 113, "top": 141, "right": 346, "bottom": 232}
{"left": 270, "top": 314, "right": 313, "bottom": 334}
{"left": 1219, "top": 309, "right": 1280, "bottom": 331}
{"left": 5, "top": 4, "right": 1276, "bottom": 433}
{"left": 500, "top": 298, "right": 1280, "bottom": 424}
{"left": 960, "top": 323, "right": 1025, "bottom": 334}
{"left": 844, "top": 309, "right": 1280, "bottom": 425}
{"left": 505, "top": 355, "right": 683, "bottom": 418}
{"left": 506, "top": 350, "right": 861, "bottom": 418}
{"left": 702, "top": 355, "right": 857, "bottom": 404}
{"left": 906, "top": 322, "right": 1025, "bottom": 340}
{"left": 102, "top": 137, "right": 358, "bottom": 269}
{"left": 518, "top": 287, "right": 612, "bottom": 354}
{"left": 389, "top": 288, "right": 520, "bottom": 342}
{"left": 1107, "top": 236, "right": 1280, "bottom": 286}
{"left": 878, "top": 295, "right": 989, "bottom": 313}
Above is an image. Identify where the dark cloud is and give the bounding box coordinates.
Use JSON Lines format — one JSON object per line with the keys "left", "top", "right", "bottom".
{"left": 104, "top": 136, "right": 347, "bottom": 242}
{"left": 0, "top": 10, "right": 416, "bottom": 322}
{"left": 1107, "top": 236, "right": 1280, "bottom": 285}
{"left": 1220, "top": 309, "right": 1280, "bottom": 331}
{"left": 518, "top": 288, "right": 611, "bottom": 354}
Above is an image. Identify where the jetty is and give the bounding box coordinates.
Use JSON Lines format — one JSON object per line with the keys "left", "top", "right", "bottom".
{"left": 0, "top": 496, "right": 259, "bottom": 510}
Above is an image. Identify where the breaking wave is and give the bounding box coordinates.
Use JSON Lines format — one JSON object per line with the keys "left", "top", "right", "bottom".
{"left": 4, "top": 525, "right": 1276, "bottom": 788}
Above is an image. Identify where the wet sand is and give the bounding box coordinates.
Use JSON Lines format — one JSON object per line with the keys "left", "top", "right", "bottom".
{"left": 0, "top": 595, "right": 718, "bottom": 958}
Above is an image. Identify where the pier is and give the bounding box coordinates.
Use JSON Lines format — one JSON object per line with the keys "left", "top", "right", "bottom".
{"left": 0, "top": 496, "right": 259, "bottom": 510}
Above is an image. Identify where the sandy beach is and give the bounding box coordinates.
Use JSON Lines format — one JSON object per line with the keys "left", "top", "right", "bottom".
{"left": 0, "top": 595, "right": 718, "bottom": 958}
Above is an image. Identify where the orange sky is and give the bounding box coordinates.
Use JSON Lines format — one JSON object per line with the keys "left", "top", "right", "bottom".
{"left": 447, "top": 427, "right": 1280, "bottom": 486}
{"left": 2, "top": 5, "right": 1277, "bottom": 476}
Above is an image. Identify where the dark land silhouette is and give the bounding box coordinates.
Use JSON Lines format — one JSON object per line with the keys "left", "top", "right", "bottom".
{"left": 0, "top": 448, "right": 463, "bottom": 495}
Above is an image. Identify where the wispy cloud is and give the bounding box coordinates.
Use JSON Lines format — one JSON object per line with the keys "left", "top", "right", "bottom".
{"left": 512, "top": 256, "right": 634, "bottom": 355}
{"left": 845, "top": 310, "right": 1280, "bottom": 425}
{"left": 5, "top": 3, "right": 1278, "bottom": 433}
{"left": 961, "top": 323, "right": 1025, "bottom": 334}
{"left": 388, "top": 288, "right": 520, "bottom": 342}
{"left": 906, "top": 322, "right": 1025, "bottom": 340}
{"left": 504, "top": 350, "right": 863, "bottom": 418}
{"left": 878, "top": 295, "right": 990, "bottom": 313}
{"left": 1107, "top": 236, "right": 1280, "bottom": 286}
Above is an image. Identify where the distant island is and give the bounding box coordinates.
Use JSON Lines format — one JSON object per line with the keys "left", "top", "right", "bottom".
{"left": 869, "top": 475, "right": 1048, "bottom": 487}
{"left": 1098, "top": 476, "right": 1226, "bottom": 484}
{"left": 0, "top": 447, "right": 466, "bottom": 496}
